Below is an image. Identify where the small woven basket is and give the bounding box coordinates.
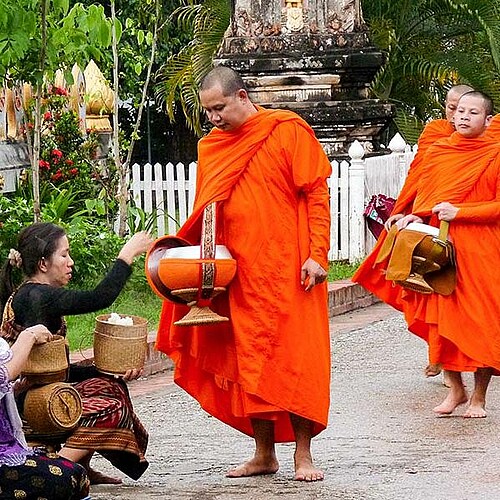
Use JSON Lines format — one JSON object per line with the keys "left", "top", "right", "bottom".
{"left": 22, "top": 335, "right": 68, "bottom": 385}
{"left": 93, "top": 314, "right": 148, "bottom": 376}
{"left": 23, "top": 382, "right": 82, "bottom": 434}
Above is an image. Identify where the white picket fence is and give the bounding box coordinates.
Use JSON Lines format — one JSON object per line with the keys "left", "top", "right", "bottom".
{"left": 130, "top": 133, "right": 416, "bottom": 262}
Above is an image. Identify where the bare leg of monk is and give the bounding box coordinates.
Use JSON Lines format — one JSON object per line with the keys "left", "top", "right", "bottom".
{"left": 290, "top": 414, "right": 323, "bottom": 482}
{"left": 226, "top": 418, "right": 279, "bottom": 478}
{"left": 464, "top": 367, "right": 492, "bottom": 418}
{"left": 58, "top": 448, "right": 122, "bottom": 485}
{"left": 433, "top": 370, "right": 468, "bottom": 415}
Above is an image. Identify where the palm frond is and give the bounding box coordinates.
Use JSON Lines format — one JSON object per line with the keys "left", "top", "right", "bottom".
{"left": 155, "top": 0, "right": 231, "bottom": 136}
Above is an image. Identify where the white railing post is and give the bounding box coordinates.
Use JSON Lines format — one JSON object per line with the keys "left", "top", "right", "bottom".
{"left": 347, "top": 140, "right": 366, "bottom": 262}
{"left": 388, "top": 132, "right": 409, "bottom": 193}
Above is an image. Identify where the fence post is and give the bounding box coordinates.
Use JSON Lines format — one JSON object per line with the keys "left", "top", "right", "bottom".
{"left": 347, "top": 140, "right": 366, "bottom": 262}
{"left": 388, "top": 132, "right": 409, "bottom": 193}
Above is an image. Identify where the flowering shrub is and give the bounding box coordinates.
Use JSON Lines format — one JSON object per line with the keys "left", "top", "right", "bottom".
{"left": 21, "top": 85, "right": 120, "bottom": 224}
{"left": 31, "top": 86, "right": 99, "bottom": 191}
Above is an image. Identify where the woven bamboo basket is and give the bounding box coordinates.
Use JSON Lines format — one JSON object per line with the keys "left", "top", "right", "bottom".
{"left": 93, "top": 314, "right": 148, "bottom": 376}
{"left": 23, "top": 382, "right": 82, "bottom": 434}
{"left": 22, "top": 335, "right": 68, "bottom": 384}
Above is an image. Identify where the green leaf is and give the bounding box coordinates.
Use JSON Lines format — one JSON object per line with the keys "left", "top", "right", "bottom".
{"left": 137, "top": 30, "right": 145, "bottom": 46}
{"left": 134, "top": 62, "right": 142, "bottom": 75}
{"left": 52, "top": 0, "right": 69, "bottom": 16}
{"left": 99, "top": 20, "right": 111, "bottom": 47}
{"left": 113, "top": 18, "right": 122, "bottom": 43}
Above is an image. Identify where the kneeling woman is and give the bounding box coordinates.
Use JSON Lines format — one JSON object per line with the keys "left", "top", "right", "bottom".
{"left": 0, "top": 222, "right": 152, "bottom": 484}
{"left": 0, "top": 325, "right": 90, "bottom": 499}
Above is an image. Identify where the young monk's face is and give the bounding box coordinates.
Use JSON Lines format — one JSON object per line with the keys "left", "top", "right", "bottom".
{"left": 454, "top": 95, "right": 492, "bottom": 138}
{"left": 200, "top": 84, "right": 254, "bottom": 131}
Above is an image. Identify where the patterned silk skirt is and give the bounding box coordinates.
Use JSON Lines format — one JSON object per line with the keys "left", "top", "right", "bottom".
{"left": 0, "top": 451, "right": 90, "bottom": 499}
{"left": 65, "top": 374, "right": 149, "bottom": 480}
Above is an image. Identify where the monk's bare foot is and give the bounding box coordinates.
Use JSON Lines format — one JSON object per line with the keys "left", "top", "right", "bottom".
{"left": 463, "top": 403, "right": 486, "bottom": 418}
{"left": 425, "top": 363, "right": 442, "bottom": 377}
{"left": 433, "top": 392, "right": 468, "bottom": 415}
{"left": 88, "top": 468, "right": 122, "bottom": 485}
{"left": 226, "top": 457, "right": 279, "bottom": 478}
{"left": 294, "top": 452, "right": 324, "bottom": 482}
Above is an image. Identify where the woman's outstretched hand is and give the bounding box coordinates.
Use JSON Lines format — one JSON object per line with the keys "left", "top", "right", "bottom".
{"left": 117, "top": 231, "right": 154, "bottom": 265}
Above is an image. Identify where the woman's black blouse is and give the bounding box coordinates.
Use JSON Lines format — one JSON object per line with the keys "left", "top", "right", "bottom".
{"left": 11, "top": 259, "right": 132, "bottom": 334}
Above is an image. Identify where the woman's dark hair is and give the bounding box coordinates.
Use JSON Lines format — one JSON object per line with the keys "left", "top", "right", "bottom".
{"left": 0, "top": 222, "right": 66, "bottom": 315}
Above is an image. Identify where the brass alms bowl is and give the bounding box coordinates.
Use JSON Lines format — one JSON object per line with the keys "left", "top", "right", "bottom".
{"left": 146, "top": 236, "right": 237, "bottom": 326}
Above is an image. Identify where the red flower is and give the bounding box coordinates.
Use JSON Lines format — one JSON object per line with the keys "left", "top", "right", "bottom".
{"left": 70, "top": 168, "right": 78, "bottom": 176}
{"left": 43, "top": 111, "right": 52, "bottom": 121}
{"left": 52, "top": 86, "right": 68, "bottom": 96}
{"left": 38, "top": 159, "right": 51, "bottom": 170}
{"left": 51, "top": 169, "right": 64, "bottom": 181}
{"left": 65, "top": 159, "right": 74, "bottom": 166}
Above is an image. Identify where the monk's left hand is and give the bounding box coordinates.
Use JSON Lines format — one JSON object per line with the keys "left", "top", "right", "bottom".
{"left": 432, "top": 202, "right": 459, "bottom": 221}
{"left": 301, "top": 257, "right": 327, "bottom": 291}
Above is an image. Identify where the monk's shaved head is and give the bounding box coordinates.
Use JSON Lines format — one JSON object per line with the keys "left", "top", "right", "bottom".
{"left": 445, "top": 84, "right": 474, "bottom": 123}
{"left": 446, "top": 84, "right": 474, "bottom": 102}
{"left": 200, "top": 66, "right": 247, "bottom": 97}
{"left": 459, "top": 90, "right": 494, "bottom": 116}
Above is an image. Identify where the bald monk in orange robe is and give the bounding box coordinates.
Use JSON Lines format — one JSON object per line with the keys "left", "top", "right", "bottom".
{"left": 354, "top": 85, "right": 472, "bottom": 378}
{"left": 155, "top": 67, "right": 331, "bottom": 481}
{"left": 359, "top": 91, "right": 500, "bottom": 418}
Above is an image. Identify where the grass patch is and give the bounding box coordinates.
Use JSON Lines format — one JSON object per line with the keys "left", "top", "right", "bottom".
{"left": 328, "top": 260, "right": 359, "bottom": 281}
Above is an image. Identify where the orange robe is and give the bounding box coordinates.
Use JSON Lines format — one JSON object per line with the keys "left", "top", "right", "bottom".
{"left": 357, "top": 132, "right": 500, "bottom": 371}
{"left": 353, "top": 119, "right": 454, "bottom": 310}
{"left": 485, "top": 113, "right": 500, "bottom": 140}
{"left": 155, "top": 107, "right": 332, "bottom": 442}
{"left": 394, "top": 119, "right": 455, "bottom": 215}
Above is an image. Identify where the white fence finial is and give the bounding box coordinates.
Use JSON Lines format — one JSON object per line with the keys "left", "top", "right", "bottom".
{"left": 388, "top": 133, "right": 407, "bottom": 153}
{"left": 348, "top": 140, "right": 365, "bottom": 160}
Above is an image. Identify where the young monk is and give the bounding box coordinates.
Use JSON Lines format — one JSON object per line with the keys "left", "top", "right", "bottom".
{"left": 354, "top": 84, "right": 473, "bottom": 381}
{"left": 384, "top": 84, "right": 474, "bottom": 234}
{"left": 358, "top": 91, "right": 500, "bottom": 417}
{"left": 155, "top": 66, "right": 331, "bottom": 481}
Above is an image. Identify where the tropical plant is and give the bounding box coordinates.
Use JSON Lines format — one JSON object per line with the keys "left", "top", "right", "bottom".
{"left": 155, "top": 0, "right": 231, "bottom": 136}
{"left": 0, "top": 186, "right": 124, "bottom": 288}
{"left": 19, "top": 85, "right": 120, "bottom": 223}
{"left": 0, "top": 0, "right": 113, "bottom": 221}
{"left": 362, "top": 0, "right": 500, "bottom": 139}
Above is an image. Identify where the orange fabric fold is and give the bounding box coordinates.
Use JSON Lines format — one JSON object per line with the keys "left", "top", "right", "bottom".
{"left": 354, "top": 132, "right": 500, "bottom": 373}
{"left": 156, "top": 107, "right": 332, "bottom": 442}
{"left": 392, "top": 119, "right": 454, "bottom": 215}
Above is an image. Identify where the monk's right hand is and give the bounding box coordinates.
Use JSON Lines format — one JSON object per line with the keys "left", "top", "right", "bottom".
{"left": 384, "top": 213, "right": 404, "bottom": 231}
{"left": 395, "top": 214, "right": 423, "bottom": 230}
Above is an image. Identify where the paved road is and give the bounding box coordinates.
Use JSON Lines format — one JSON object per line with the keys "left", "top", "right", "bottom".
{"left": 90, "top": 304, "right": 500, "bottom": 500}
